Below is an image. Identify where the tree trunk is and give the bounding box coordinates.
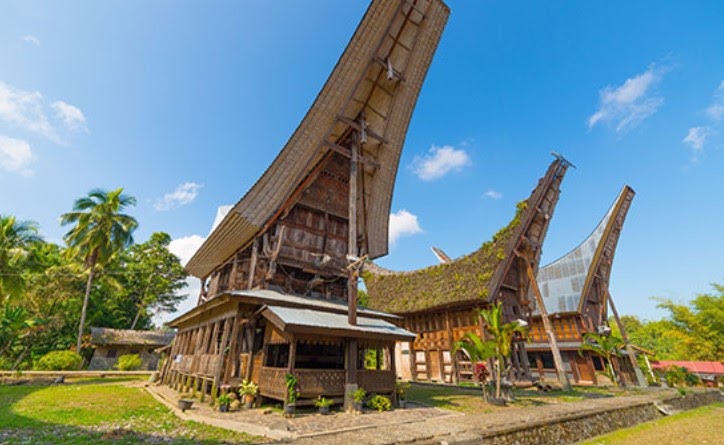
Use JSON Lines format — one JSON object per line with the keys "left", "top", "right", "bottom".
{"left": 76, "top": 264, "right": 96, "bottom": 352}
{"left": 11, "top": 346, "right": 28, "bottom": 370}
{"left": 495, "top": 357, "right": 502, "bottom": 399}
{"left": 130, "top": 307, "right": 143, "bottom": 330}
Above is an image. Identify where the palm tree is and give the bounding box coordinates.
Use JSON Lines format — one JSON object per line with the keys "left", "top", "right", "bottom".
{"left": 579, "top": 332, "right": 624, "bottom": 386}
{"left": 0, "top": 215, "right": 41, "bottom": 299}
{"left": 60, "top": 188, "right": 138, "bottom": 352}
{"left": 453, "top": 331, "right": 496, "bottom": 400}
{"left": 479, "top": 302, "right": 528, "bottom": 400}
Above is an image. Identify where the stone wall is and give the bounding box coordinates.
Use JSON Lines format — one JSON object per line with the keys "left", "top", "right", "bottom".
{"left": 439, "top": 391, "right": 723, "bottom": 445}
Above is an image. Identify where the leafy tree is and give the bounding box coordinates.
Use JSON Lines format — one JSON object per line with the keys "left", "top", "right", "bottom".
{"left": 60, "top": 188, "right": 138, "bottom": 351}
{"left": 453, "top": 331, "right": 496, "bottom": 399}
{"left": 0, "top": 215, "right": 41, "bottom": 299}
{"left": 476, "top": 302, "right": 527, "bottom": 400}
{"left": 114, "top": 232, "right": 187, "bottom": 329}
{"left": 579, "top": 332, "right": 624, "bottom": 386}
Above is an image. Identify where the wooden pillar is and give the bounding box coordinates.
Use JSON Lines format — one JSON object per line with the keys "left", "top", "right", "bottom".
{"left": 248, "top": 239, "right": 259, "bottom": 289}
{"left": 606, "top": 289, "right": 647, "bottom": 387}
{"left": 244, "top": 318, "right": 257, "bottom": 380}
{"left": 288, "top": 337, "right": 297, "bottom": 373}
{"left": 224, "top": 315, "right": 241, "bottom": 382}
{"left": 526, "top": 263, "right": 572, "bottom": 391}
{"left": 445, "top": 311, "right": 458, "bottom": 384}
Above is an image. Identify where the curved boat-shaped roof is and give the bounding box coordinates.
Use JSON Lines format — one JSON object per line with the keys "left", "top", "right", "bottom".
{"left": 364, "top": 158, "right": 570, "bottom": 314}
{"left": 187, "top": 0, "right": 450, "bottom": 278}
{"left": 535, "top": 185, "right": 635, "bottom": 314}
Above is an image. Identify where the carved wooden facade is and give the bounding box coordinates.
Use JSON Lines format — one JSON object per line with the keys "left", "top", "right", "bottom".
{"left": 159, "top": 0, "right": 449, "bottom": 403}
{"left": 365, "top": 157, "right": 570, "bottom": 383}
{"left": 526, "top": 186, "right": 640, "bottom": 385}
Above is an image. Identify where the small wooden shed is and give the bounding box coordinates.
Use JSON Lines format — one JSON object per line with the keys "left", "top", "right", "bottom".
{"left": 88, "top": 327, "right": 175, "bottom": 371}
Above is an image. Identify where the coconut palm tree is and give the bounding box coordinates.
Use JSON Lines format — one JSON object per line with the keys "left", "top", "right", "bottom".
{"left": 60, "top": 188, "right": 137, "bottom": 352}
{"left": 479, "top": 302, "right": 528, "bottom": 400}
{"left": 579, "top": 332, "right": 624, "bottom": 386}
{"left": 0, "top": 215, "right": 41, "bottom": 299}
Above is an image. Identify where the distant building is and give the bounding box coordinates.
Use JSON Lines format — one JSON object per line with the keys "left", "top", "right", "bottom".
{"left": 88, "top": 327, "right": 175, "bottom": 371}
{"left": 651, "top": 360, "right": 724, "bottom": 387}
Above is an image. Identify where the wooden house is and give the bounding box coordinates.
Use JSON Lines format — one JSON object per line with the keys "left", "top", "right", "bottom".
{"left": 526, "top": 186, "right": 645, "bottom": 386}
{"left": 159, "top": 0, "right": 450, "bottom": 405}
{"left": 88, "top": 327, "right": 175, "bottom": 371}
{"left": 364, "top": 157, "right": 571, "bottom": 384}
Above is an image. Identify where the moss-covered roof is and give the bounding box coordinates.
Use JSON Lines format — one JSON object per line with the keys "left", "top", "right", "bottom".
{"left": 363, "top": 201, "right": 527, "bottom": 314}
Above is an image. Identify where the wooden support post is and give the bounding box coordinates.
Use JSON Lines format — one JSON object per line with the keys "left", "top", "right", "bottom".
{"left": 347, "top": 135, "right": 359, "bottom": 327}
{"left": 224, "top": 315, "right": 241, "bottom": 382}
{"left": 248, "top": 239, "right": 259, "bottom": 289}
{"left": 445, "top": 311, "right": 458, "bottom": 384}
{"left": 288, "top": 337, "right": 297, "bottom": 374}
{"left": 525, "top": 263, "right": 572, "bottom": 391}
{"left": 409, "top": 343, "right": 417, "bottom": 382}
{"left": 214, "top": 318, "right": 233, "bottom": 391}
{"left": 606, "top": 289, "right": 647, "bottom": 387}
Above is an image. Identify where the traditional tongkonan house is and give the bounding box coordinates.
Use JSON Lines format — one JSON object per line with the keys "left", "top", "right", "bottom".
{"left": 159, "top": 0, "right": 449, "bottom": 406}
{"left": 526, "top": 186, "right": 646, "bottom": 387}
{"left": 363, "top": 156, "right": 571, "bottom": 385}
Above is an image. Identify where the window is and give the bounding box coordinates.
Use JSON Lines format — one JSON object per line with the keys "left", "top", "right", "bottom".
{"left": 540, "top": 352, "right": 555, "bottom": 369}
{"left": 106, "top": 349, "right": 118, "bottom": 359}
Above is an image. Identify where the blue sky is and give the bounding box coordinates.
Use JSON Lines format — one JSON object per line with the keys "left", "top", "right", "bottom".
{"left": 1, "top": 1, "right": 723, "bottom": 323}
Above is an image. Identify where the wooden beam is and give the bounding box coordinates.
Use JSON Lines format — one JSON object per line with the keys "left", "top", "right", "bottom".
{"left": 338, "top": 116, "right": 387, "bottom": 144}
{"left": 323, "top": 140, "right": 381, "bottom": 169}
{"left": 606, "top": 287, "right": 647, "bottom": 387}
{"left": 525, "top": 262, "right": 572, "bottom": 391}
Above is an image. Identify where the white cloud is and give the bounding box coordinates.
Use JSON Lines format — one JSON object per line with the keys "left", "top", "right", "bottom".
{"left": 154, "top": 182, "right": 203, "bottom": 211}
{"left": 412, "top": 144, "right": 471, "bottom": 181}
{"left": 0, "top": 81, "right": 56, "bottom": 141}
{"left": 169, "top": 234, "right": 206, "bottom": 266}
{"left": 0, "top": 135, "right": 34, "bottom": 176}
{"left": 0, "top": 81, "right": 87, "bottom": 143}
{"left": 588, "top": 66, "right": 664, "bottom": 132}
{"left": 484, "top": 189, "right": 502, "bottom": 200}
{"left": 389, "top": 209, "right": 423, "bottom": 245}
{"left": 705, "top": 81, "right": 724, "bottom": 121}
{"left": 682, "top": 126, "right": 710, "bottom": 153}
{"left": 51, "top": 100, "right": 87, "bottom": 132}
{"left": 21, "top": 35, "right": 41, "bottom": 47}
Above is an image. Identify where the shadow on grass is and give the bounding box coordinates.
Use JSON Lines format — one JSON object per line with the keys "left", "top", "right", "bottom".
{"left": 0, "top": 383, "right": 262, "bottom": 445}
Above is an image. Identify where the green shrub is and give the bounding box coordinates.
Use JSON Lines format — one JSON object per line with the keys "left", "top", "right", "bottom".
{"left": 367, "top": 394, "right": 392, "bottom": 412}
{"left": 35, "top": 350, "right": 83, "bottom": 371}
{"left": 115, "top": 354, "right": 142, "bottom": 371}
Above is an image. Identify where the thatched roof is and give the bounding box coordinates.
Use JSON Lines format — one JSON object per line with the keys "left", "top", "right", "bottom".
{"left": 90, "top": 327, "right": 175, "bottom": 347}
{"left": 364, "top": 157, "right": 570, "bottom": 315}
{"left": 185, "top": 0, "right": 450, "bottom": 278}
{"left": 364, "top": 201, "right": 526, "bottom": 314}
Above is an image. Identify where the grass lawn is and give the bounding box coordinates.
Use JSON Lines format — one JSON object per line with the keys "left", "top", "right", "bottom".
{"left": 580, "top": 403, "right": 724, "bottom": 445}
{"left": 405, "top": 383, "right": 620, "bottom": 413}
{"left": 0, "top": 380, "right": 264, "bottom": 444}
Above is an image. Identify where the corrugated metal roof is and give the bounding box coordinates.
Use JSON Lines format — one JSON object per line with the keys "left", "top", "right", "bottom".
{"left": 263, "top": 305, "right": 416, "bottom": 341}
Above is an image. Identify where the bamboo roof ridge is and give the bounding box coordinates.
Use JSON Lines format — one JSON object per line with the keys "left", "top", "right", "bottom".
{"left": 364, "top": 158, "right": 570, "bottom": 314}
{"left": 186, "top": 0, "right": 450, "bottom": 278}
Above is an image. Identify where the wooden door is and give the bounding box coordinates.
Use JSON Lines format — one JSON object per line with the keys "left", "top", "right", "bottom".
{"left": 574, "top": 353, "right": 594, "bottom": 383}
{"left": 428, "top": 350, "right": 442, "bottom": 381}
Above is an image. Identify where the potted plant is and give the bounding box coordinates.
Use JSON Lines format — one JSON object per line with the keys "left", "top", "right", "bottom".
{"left": 284, "top": 373, "right": 299, "bottom": 417}
{"left": 177, "top": 398, "right": 194, "bottom": 412}
{"left": 368, "top": 394, "right": 392, "bottom": 412}
{"left": 395, "top": 381, "right": 410, "bottom": 408}
{"left": 217, "top": 394, "right": 232, "bottom": 412}
{"left": 314, "top": 396, "right": 334, "bottom": 415}
{"left": 352, "top": 387, "right": 366, "bottom": 413}
{"left": 240, "top": 379, "right": 259, "bottom": 409}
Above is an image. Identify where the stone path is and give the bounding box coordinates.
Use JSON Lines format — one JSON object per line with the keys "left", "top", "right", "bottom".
{"left": 146, "top": 383, "right": 456, "bottom": 441}
{"left": 144, "top": 383, "right": 708, "bottom": 445}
